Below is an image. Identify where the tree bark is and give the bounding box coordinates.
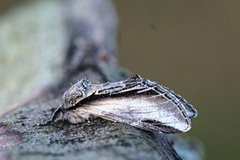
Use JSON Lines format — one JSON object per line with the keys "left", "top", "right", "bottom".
{"left": 0, "top": 0, "right": 202, "bottom": 160}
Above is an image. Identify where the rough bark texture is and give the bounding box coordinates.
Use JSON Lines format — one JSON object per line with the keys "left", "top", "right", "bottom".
{"left": 0, "top": 0, "right": 202, "bottom": 160}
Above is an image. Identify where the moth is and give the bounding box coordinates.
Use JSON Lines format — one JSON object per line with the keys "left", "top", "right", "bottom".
{"left": 42, "top": 74, "right": 197, "bottom": 134}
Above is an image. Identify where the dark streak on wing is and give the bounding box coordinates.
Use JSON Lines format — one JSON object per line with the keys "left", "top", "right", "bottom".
{"left": 141, "top": 119, "right": 182, "bottom": 133}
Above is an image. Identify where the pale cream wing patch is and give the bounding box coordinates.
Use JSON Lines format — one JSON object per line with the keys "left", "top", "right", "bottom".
{"left": 76, "top": 95, "right": 191, "bottom": 133}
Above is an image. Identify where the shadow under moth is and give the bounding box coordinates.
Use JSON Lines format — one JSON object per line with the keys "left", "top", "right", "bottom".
{"left": 42, "top": 74, "right": 197, "bottom": 134}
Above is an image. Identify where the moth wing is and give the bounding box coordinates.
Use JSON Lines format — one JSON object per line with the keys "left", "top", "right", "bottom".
{"left": 173, "top": 93, "right": 198, "bottom": 118}
{"left": 75, "top": 95, "right": 191, "bottom": 133}
{"left": 159, "top": 85, "right": 198, "bottom": 118}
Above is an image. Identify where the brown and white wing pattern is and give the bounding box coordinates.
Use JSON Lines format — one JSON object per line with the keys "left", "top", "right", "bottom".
{"left": 43, "top": 74, "right": 198, "bottom": 134}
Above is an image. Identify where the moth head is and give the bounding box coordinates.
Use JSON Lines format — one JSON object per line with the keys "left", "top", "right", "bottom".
{"left": 62, "top": 77, "right": 92, "bottom": 109}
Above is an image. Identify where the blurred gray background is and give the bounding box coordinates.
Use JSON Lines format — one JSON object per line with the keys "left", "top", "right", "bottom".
{"left": 1, "top": 1, "right": 239, "bottom": 159}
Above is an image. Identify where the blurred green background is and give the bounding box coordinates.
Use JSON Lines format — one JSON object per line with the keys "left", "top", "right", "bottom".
{"left": 1, "top": 1, "right": 239, "bottom": 159}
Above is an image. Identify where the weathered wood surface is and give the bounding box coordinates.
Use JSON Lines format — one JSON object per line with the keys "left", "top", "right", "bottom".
{"left": 0, "top": 0, "right": 202, "bottom": 160}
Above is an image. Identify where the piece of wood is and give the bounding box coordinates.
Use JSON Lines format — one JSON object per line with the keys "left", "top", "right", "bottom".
{"left": 0, "top": 0, "right": 202, "bottom": 160}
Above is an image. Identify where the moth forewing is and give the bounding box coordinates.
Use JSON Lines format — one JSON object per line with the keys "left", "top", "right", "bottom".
{"left": 74, "top": 95, "right": 191, "bottom": 133}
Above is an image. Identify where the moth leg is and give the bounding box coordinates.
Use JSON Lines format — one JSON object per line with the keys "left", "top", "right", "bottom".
{"left": 63, "top": 109, "right": 93, "bottom": 124}
{"left": 39, "top": 106, "right": 64, "bottom": 126}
